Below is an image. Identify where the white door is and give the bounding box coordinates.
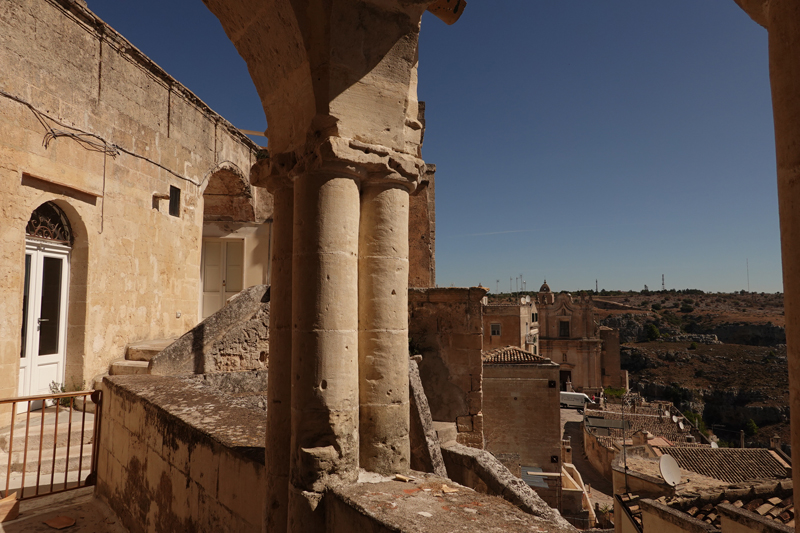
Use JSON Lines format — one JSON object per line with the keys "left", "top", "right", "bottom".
{"left": 202, "top": 239, "right": 244, "bottom": 319}
{"left": 19, "top": 240, "right": 70, "bottom": 409}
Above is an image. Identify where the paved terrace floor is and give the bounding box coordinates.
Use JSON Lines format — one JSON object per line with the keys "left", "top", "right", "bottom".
{"left": 0, "top": 487, "right": 125, "bottom": 533}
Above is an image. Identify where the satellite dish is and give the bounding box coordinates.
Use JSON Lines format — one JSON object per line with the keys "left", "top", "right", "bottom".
{"left": 526, "top": 296, "right": 531, "bottom": 304}
{"left": 663, "top": 410, "right": 670, "bottom": 419}
{"left": 678, "top": 420, "right": 685, "bottom": 431}
{"left": 672, "top": 415, "right": 679, "bottom": 423}
{"left": 521, "top": 298, "right": 526, "bottom": 305}
{"left": 711, "top": 441, "right": 719, "bottom": 449}
{"left": 660, "top": 455, "right": 681, "bottom": 487}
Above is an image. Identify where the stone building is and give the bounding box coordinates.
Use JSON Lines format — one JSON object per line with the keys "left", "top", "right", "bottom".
{"left": 482, "top": 298, "right": 540, "bottom": 355}
{"left": 482, "top": 346, "right": 561, "bottom": 506}
{"left": 0, "top": 0, "right": 273, "bottom": 407}
{"left": 537, "top": 282, "right": 613, "bottom": 394}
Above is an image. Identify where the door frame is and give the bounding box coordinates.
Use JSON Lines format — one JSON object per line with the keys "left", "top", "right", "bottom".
{"left": 19, "top": 238, "right": 71, "bottom": 405}
{"left": 200, "top": 237, "right": 245, "bottom": 319}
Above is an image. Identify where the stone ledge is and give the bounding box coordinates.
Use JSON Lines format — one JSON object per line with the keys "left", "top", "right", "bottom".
{"left": 102, "top": 374, "right": 266, "bottom": 463}
{"left": 329, "top": 473, "right": 574, "bottom": 533}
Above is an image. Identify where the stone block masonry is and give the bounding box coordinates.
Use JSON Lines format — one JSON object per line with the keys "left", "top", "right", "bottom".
{"left": 0, "top": 0, "right": 263, "bottom": 406}
{"left": 96, "top": 375, "right": 267, "bottom": 533}
{"left": 408, "top": 287, "right": 487, "bottom": 449}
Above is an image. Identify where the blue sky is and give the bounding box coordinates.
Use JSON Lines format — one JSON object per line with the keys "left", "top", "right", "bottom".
{"left": 89, "top": 1, "right": 781, "bottom": 293}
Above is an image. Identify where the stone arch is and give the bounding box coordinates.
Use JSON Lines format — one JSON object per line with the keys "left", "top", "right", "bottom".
{"left": 201, "top": 162, "right": 258, "bottom": 223}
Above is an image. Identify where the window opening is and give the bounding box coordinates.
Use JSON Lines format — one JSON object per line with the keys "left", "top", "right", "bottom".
{"left": 169, "top": 186, "right": 181, "bottom": 217}
{"left": 490, "top": 323, "right": 501, "bottom": 336}
{"left": 559, "top": 321, "right": 570, "bottom": 337}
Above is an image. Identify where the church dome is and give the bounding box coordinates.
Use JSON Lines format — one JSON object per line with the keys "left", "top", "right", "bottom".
{"left": 539, "top": 280, "right": 551, "bottom": 293}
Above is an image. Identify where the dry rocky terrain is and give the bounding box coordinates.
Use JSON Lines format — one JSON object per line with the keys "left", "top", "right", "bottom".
{"left": 489, "top": 290, "right": 789, "bottom": 449}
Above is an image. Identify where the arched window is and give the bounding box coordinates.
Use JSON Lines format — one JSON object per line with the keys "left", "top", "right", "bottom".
{"left": 26, "top": 202, "right": 73, "bottom": 246}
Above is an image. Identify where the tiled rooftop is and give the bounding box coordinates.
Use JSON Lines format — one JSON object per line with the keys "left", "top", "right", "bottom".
{"left": 621, "top": 480, "right": 795, "bottom": 531}
{"left": 657, "top": 446, "right": 790, "bottom": 484}
{"left": 483, "top": 346, "right": 551, "bottom": 365}
{"left": 585, "top": 409, "right": 702, "bottom": 445}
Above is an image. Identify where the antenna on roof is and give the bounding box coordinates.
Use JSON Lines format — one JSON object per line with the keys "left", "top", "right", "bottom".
{"left": 711, "top": 441, "right": 719, "bottom": 449}
{"left": 659, "top": 455, "right": 681, "bottom": 487}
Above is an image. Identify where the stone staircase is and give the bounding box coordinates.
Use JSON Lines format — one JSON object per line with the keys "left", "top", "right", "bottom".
{"left": 105, "top": 337, "right": 177, "bottom": 378}
{"left": 0, "top": 406, "right": 95, "bottom": 498}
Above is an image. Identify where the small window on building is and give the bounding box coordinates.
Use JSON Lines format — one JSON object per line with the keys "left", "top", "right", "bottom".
{"left": 169, "top": 186, "right": 181, "bottom": 217}
{"left": 562, "top": 353, "right": 568, "bottom": 362}
{"left": 559, "top": 320, "right": 570, "bottom": 337}
{"left": 533, "top": 312, "right": 538, "bottom": 322}
{"left": 533, "top": 345, "right": 537, "bottom": 355}
{"left": 490, "top": 323, "right": 501, "bottom": 336}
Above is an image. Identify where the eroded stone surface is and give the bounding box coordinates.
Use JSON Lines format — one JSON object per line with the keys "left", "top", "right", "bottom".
{"left": 409, "top": 358, "right": 447, "bottom": 477}
{"left": 329, "top": 473, "right": 575, "bottom": 533}
{"left": 149, "top": 285, "right": 269, "bottom": 375}
{"left": 440, "top": 443, "right": 576, "bottom": 531}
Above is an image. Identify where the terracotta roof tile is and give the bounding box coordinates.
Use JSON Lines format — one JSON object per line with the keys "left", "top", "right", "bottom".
{"left": 483, "top": 346, "right": 550, "bottom": 364}
{"left": 663, "top": 447, "right": 789, "bottom": 484}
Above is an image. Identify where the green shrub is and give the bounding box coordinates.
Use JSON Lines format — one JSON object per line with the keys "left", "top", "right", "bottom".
{"left": 651, "top": 303, "right": 662, "bottom": 311}
{"left": 604, "top": 387, "right": 626, "bottom": 399}
{"left": 688, "top": 342, "right": 698, "bottom": 350}
{"left": 645, "top": 324, "right": 660, "bottom": 341}
{"left": 680, "top": 304, "right": 694, "bottom": 313}
{"left": 745, "top": 419, "right": 759, "bottom": 436}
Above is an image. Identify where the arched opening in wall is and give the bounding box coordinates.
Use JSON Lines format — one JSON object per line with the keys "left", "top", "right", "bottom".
{"left": 200, "top": 164, "right": 273, "bottom": 319}
{"left": 19, "top": 201, "right": 87, "bottom": 409}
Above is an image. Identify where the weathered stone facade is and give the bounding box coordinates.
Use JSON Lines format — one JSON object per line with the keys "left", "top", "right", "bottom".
{"left": 537, "top": 283, "right": 622, "bottom": 394}
{"left": 408, "top": 162, "right": 436, "bottom": 288}
{"left": 0, "top": 0, "right": 270, "bottom": 405}
{"left": 408, "top": 287, "right": 486, "bottom": 449}
{"left": 482, "top": 301, "right": 539, "bottom": 354}
{"left": 483, "top": 352, "right": 561, "bottom": 507}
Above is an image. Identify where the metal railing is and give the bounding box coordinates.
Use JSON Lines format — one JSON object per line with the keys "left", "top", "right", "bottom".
{"left": 0, "top": 389, "right": 102, "bottom": 500}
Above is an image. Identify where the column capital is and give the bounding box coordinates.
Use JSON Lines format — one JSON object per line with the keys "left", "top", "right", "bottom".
{"left": 260, "top": 136, "right": 424, "bottom": 193}
{"left": 251, "top": 152, "right": 296, "bottom": 193}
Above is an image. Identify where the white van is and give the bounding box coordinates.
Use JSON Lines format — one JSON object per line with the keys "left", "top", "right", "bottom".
{"left": 560, "top": 392, "right": 593, "bottom": 411}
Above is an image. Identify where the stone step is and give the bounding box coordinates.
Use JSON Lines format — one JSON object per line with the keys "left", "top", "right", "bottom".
{"left": 109, "top": 360, "right": 150, "bottom": 375}
{"left": 2, "top": 444, "right": 94, "bottom": 474}
{"left": 0, "top": 424, "right": 92, "bottom": 454}
{"left": 125, "top": 338, "right": 176, "bottom": 362}
{"left": 432, "top": 421, "right": 458, "bottom": 447}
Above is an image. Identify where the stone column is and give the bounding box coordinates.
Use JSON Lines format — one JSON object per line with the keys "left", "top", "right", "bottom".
{"left": 288, "top": 169, "right": 361, "bottom": 532}
{"left": 264, "top": 177, "right": 293, "bottom": 533}
{"left": 359, "top": 181, "right": 411, "bottom": 474}
{"left": 766, "top": 0, "right": 800, "bottom": 495}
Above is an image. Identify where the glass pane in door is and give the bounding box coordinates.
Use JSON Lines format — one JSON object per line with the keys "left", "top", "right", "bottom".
{"left": 38, "top": 256, "right": 62, "bottom": 355}
{"left": 21, "top": 254, "right": 31, "bottom": 358}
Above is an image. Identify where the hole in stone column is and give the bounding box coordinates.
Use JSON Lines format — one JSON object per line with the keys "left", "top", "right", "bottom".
{"left": 259, "top": 351, "right": 267, "bottom": 363}
{"left": 327, "top": 274, "right": 330, "bottom": 280}
{"left": 320, "top": 380, "right": 328, "bottom": 390}
{"left": 391, "top": 289, "right": 396, "bottom": 295}
{"left": 296, "top": 374, "right": 300, "bottom": 381}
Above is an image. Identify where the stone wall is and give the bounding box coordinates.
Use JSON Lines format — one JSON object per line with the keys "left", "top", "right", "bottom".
{"left": 149, "top": 285, "right": 269, "bottom": 375}
{"left": 0, "top": 0, "right": 264, "bottom": 402}
{"left": 408, "top": 287, "right": 486, "bottom": 448}
{"left": 408, "top": 163, "right": 435, "bottom": 288}
{"left": 482, "top": 304, "right": 530, "bottom": 351}
{"left": 583, "top": 424, "right": 615, "bottom": 481}
{"left": 483, "top": 362, "right": 561, "bottom": 489}
{"left": 599, "top": 327, "right": 625, "bottom": 389}
{"left": 96, "top": 374, "right": 266, "bottom": 533}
